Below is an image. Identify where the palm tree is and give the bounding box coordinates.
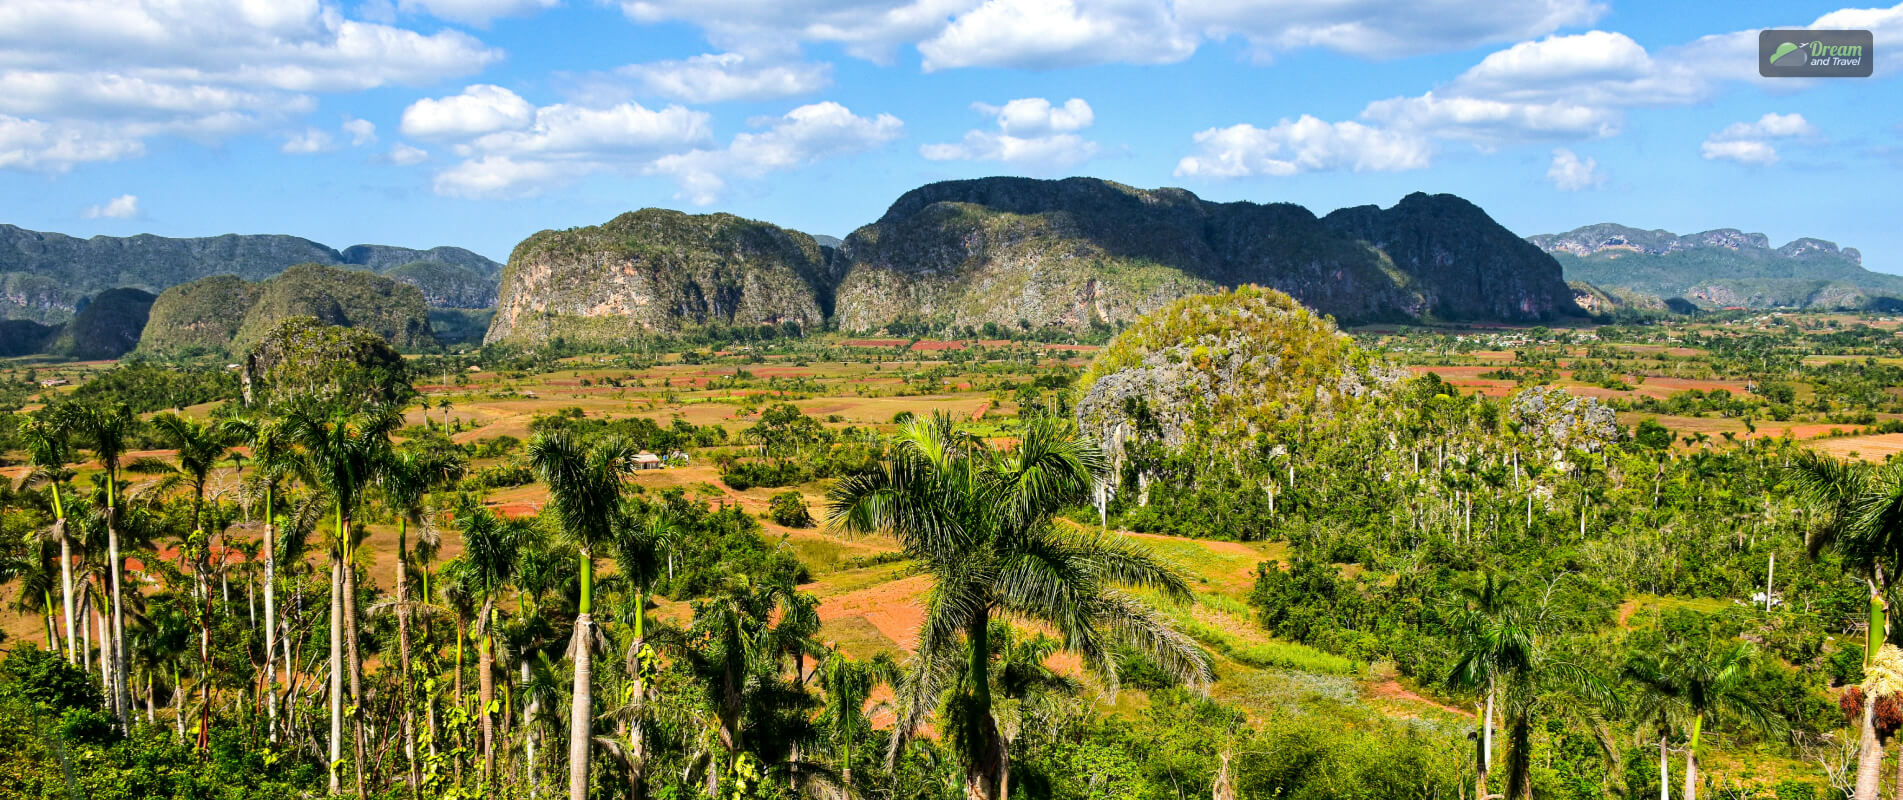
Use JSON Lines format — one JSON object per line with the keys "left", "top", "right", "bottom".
{"left": 610, "top": 507, "right": 676, "bottom": 799}
{"left": 19, "top": 412, "right": 78, "bottom": 665}
{"left": 70, "top": 400, "right": 138, "bottom": 728}
{"left": 1624, "top": 642, "right": 1778, "bottom": 800}
{"left": 1446, "top": 573, "right": 1525, "bottom": 800}
{"left": 679, "top": 573, "right": 817, "bottom": 795}
{"left": 456, "top": 500, "right": 526, "bottom": 789}
{"left": 289, "top": 403, "right": 399, "bottom": 800}
{"left": 985, "top": 623, "right": 1079, "bottom": 800}
{"left": 381, "top": 443, "right": 465, "bottom": 792}
{"left": 529, "top": 432, "right": 638, "bottom": 800}
{"left": 1789, "top": 450, "right": 1903, "bottom": 800}
{"left": 224, "top": 414, "right": 298, "bottom": 736}
{"left": 827, "top": 413, "right": 1211, "bottom": 800}
{"left": 129, "top": 412, "right": 233, "bottom": 750}
{"left": 813, "top": 648, "right": 899, "bottom": 792}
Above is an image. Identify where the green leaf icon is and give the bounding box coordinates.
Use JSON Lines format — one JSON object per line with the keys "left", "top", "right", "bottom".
{"left": 1771, "top": 42, "right": 1804, "bottom": 64}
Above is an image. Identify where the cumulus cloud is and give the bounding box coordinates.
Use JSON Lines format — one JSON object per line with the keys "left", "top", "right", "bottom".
{"left": 1174, "top": 115, "right": 1429, "bottom": 177}
{"left": 614, "top": 0, "right": 1601, "bottom": 69}
{"left": 649, "top": 102, "right": 904, "bottom": 203}
{"left": 0, "top": 0, "right": 498, "bottom": 171}
{"left": 921, "top": 98, "right": 1100, "bottom": 168}
{"left": 83, "top": 194, "right": 141, "bottom": 219}
{"left": 401, "top": 84, "right": 536, "bottom": 139}
{"left": 397, "top": 0, "right": 560, "bottom": 26}
{"left": 1701, "top": 112, "right": 1815, "bottom": 165}
{"left": 282, "top": 127, "right": 336, "bottom": 154}
{"left": 343, "top": 116, "right": 377, "bottom": 146}
{"left": 1546, "top": 148, "right": 1603, "bottom": 190}
{"left": 389, "top": 143, "right": 429, "bottom": 165}
{"left": 619, "top": 53, "right": 832, "bottom": 103}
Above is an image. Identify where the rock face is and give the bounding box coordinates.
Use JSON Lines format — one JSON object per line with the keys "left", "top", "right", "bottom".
{"left": 141, "top": 264, "right": 434, "bottom": 356}
{"left": 44, "top": 288, "right": 156, "bottom": 360}
{"left": 832, "top": 178, "right": 1576, "bottom": 333}
{"left": 1529, "top": 223, "right": 1895, "bottom": 309}
{"left": 0, "top": 224, "right": 500, "bottom": 322}
{"left": 485, "top": 209, "right": 841, "bottom": 346}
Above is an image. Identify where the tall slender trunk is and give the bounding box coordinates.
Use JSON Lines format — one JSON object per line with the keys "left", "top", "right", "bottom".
{"left": 342, "top": 519, "right": 368, "bottom": 800}
{"left": 964, "top": 614, "right": 1003, "bottom": 800}
{"left": 1682, "top": 714, "right": 1701, "bottom": 800}
{"left": 54, "top": 486, "right": 74, "bottom": 665}
{"left": 397, "top": 518, "right": 418, "bottom": 795}
{"left": 568, "top": 551, "right": 594, "bottom": 800}
{"left": 263, "top": 488, "right": 278, "bottom": 737}
{"left": 630, "top": 590, "right": 647, "bottom": 800}
{"left": 1856, "top": 686, "right": 1884, "bottom": 800}
{"left": 524, "top": 657, "right": 538, "bottom": 799}
{"left": 480, "top": 598, "right": 497, "bottom": 790}
{"left": 1658, "top": 734, "right": 1669, "bottom": 800}
{"left": 1505, "top": 712, "right": 1533, "bottom": 800}
{"left": 330, "top": 555, "right": 345, "bottom": 797}
{"left": 107, "top": 486, "right": 130, "bottom": 729}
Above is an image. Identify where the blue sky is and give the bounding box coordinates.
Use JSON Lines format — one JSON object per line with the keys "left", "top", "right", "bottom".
{"left": 1, "top": 0, "right": 1899, "bottom": 270}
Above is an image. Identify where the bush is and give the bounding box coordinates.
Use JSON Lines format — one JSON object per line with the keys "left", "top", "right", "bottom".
{"left": 767, "top": 491, "right": 815, "bottom": 528}
{"left": 0, "top": 644, "right": 103, "bottom": 713}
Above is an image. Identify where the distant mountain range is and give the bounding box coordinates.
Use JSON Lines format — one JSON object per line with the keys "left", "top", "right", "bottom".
{"left": 487, "top": 177, "right": 1581, "bottom": 346}
{"left": 0, "top": 225, "right": 501, "bottom": 324}
{"left": 1528, "top": 223, "right": 1899, "bottom": 310}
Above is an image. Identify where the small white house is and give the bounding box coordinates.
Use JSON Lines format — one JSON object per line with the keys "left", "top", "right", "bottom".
{"left": 633, "top": 452, "right": 663, "bottom": 470}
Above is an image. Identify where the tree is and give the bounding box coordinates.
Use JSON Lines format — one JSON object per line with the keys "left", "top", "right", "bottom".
{"left": 827, "top": 413, "right": 1211, "bottom": 800}
{"left": 812, "top": 648, "right": 899, "bottom": 792}
{"left": 456, "top": 500, "right": 526, "bottom": 789}
{"left": 69, "top": 400, "right": 138, "bottom": 729}
{"left": 223, "top": 414, "right": 298, "bottom": 736}
{"left": 1446, "top": 573, "right": 1525, "bottom": 800}
{"left": 289, "top": 403, "right": 399, "bottom": 800}
{"left": 1790, "top": 450, "right": 1903, "bottom": 800}
{"left": 1624, "top": 642, "right": 1778, "bottom": 800}
{"left": 529, "top": 431, "right": 638, "bottom": 800}
{"left": 609, "top": 507, "right": 676, "bottom": 799}
{"left": 380, "top": 442, "right": 465, "bottom": 792}
{"left": 19, "top": 413, "right": 77, "bottom": 665}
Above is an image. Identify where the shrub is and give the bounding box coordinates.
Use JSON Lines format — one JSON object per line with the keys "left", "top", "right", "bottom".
{"left": 767, "top": 491, "right": 815, "bottom": 528}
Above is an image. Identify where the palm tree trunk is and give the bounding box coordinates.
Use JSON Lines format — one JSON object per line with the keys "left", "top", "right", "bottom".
{"left": 1505, "top": 712, "right": 1533, "bottom": 800}
{"left": 342, "top": 526, "right": 368, "bottom": 800}
{"left": 965, "top": 616, "right": 1004, "bottom": 800}
{"left": 480, "top": 599, "right": 497, "bottom": 790}
{"left": 631, "top": 590, "right": 647, "bottom": 800}
{"left": 568, "top": 551, "right": 594, "bottom": 800}
{"left": 1856, "top": 686, "right": 1884, "bottom": 800}
{"left": 263, "top": 489, "right": 278, "bottom": 737}
{"left": 397, "top": 518, "right": 418, "bottom": 796}
{"left": 1682, "top": 714, "right": 1701, "bottom": 800}
{"left": 55, "top": 493, "right": 75, "bottom": 665}
{"left": 523, "top": 658, "right": 538, "bottom": 799}
{"left": 107, "top": 490, "right": 130, "bottom": 729}
{"left": 1658, "top": 735, "right": 1669, "bottom": 800}
{"left": 330, "top": 556, "right": 345, "bottom": 797}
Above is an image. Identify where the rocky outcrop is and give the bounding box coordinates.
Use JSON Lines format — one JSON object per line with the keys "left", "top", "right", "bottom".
{"left": 832, "top": 178, "right": 1576, "bottom": 333}
{"left": 44, "top": 288, "right": 156, "bottom": 360}
{"left": 1530, "top": 222, "right": 1895, "bottom": 310}
{"left": 0, "top": 224, "right": 499, "bottom": 322}
{"left": 485, "top": 209, "right": 840, "bottom": 346}
{"left": 140, "top": 264, "right": 434, "bottom": 356}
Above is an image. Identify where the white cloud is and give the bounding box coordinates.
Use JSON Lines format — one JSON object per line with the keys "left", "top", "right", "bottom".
{"left": 397, "top": 0, "right": 560, "bottom": 26}
{"left": 1174, "top": 115, "right": 1429, "bottom": 177}
{"left": 343, "top": 116, "right": 377, "bottom": 146}
{"left": 649, "top": 101, "right": 904, "bottom": 204}
{"left": 919, "top": 0, "right": 1197, "bottom": 70}
{"left": 1545, "top": 148, "right": 1602, "bottom": 190}
{"left": 1701, "top": 113, "right": 1815, "bottom": 165}
{"left": 82, "top": 194, "right": 141, "bottom": 219}
{"left": 282, "top": 127, "right": 336, "bottom": 154}
{"left": 615, "top": 0, "right": 1601, "bottom": 69}
{"left": 0, "top": 0, "right": 498, "bottom": 171}
{"left": 619, "top": 53, "right": 832, "bottom": 103}
{"left": 415, "top": 89, "right": 902, "bottom": 200}
{"left": 401, "top": 84, "right": 536, "bottom": 139}
{"left": 921, "top": 97, "right": 1100, "bottom": 168}
{"left": 389, "top": 143, "right": 429, "bottom": 165}
{"left": 1361, "top": 91, "right": 1621, "bottom": 144}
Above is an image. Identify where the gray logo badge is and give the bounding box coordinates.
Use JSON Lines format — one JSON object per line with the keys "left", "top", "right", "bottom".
{"left": 1760, "top": 29, "right": 1874, "bottom": 77}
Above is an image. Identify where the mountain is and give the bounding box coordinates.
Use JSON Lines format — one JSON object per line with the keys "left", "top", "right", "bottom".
{"left": 485, "top": 209, "right": 841, "bottom": 346}
{"left": 1527, "top": 223, "right": 1899, "bottom": 309}
{"left": 0, "top": 225, "right": 501, "bottom": 323}
{"left": 831, "top": 178, "right": 1575, "bottom": 332}
{"left": 487, "top": 178, "right": 1581, "bottom": 344}
{"left": 44, "top": 287, "right": 156, "bottom": 360}
{"left": 140, "top": 264, "right": 434, "bottom": 356}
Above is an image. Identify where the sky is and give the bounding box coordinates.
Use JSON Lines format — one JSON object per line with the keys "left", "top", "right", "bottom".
{"left": 1, "top": 0, "right": 1899, "bottom": 270}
